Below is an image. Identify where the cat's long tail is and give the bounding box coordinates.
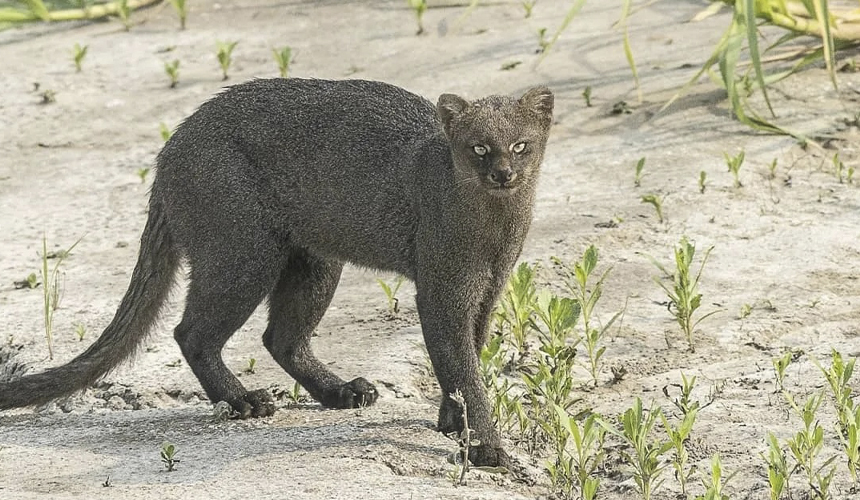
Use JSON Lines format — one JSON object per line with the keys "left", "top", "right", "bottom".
{"left": 0, "top": 200, "right": 179, "bottom": 409}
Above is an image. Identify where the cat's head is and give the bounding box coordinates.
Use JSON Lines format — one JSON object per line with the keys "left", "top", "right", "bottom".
{"left": 437, "top": 87, "right": 553, "bottom": 197}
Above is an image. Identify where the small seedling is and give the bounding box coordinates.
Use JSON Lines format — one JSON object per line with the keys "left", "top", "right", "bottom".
{"left": 582, "top": 85, "right": 592, "bottom": 107}
{"left": 216, "top": 41, "right": 238, "bottom": 80}
{"left": 244, "top": 357, "right": 256, "bottom": 374}
{"left": 767, "top": 159, "right": 778, "bottom": 180}
{"left": 640, "top": 194, "right": 664, "bottom": 223}
{"left": 697, "top": 453, "right": 736, "bottom": 500}
{"left": 74, "top": 322, "right": 86, "bottom": 342}
{"left": 522, "top": 0, "right": 537, "bottom": 18}
{"left": 40, "top": 235, "right": 82, "bottom": 359}
{"left": 634, "top": 157, "right": 645, "bottom": 187}
{"left": 648, "top": 236, "right": 718, "bottom": 352}
{"left": 600, "top": 398, "right": 672, "bottom": 500}
{"left": 537, "top": 28, "right": 550, "bottom": 53}
{"left": 137, "top": 168, "right": 150, "bottom": 184}
{"left": 699, "top": 170, "right": 707, "bottom": 194}
{"left": 785, "top": 391, "right": 837, "bottom": 498}
{"left": 160, "top": 441, "right": 180, "bottom": 472}
{"left": 376, "top": 275, "right": 405, "bottom": 317}
{"left": 40, "top": 89, "right": 56, "bottom": 104}
{"left": 117, "top": 0, "right": 132, "bottom": 30}
{"left": 73, "top": 43, "right": 87, "bottom": 72}
{"left": 168, "top": 0, "right": 188, "bottom": 30}
{"left": 814, "top": 349, "right": 856, "bottom": 434}
{"left": 724, "top": 150, "right": 745, "bottom": 188}
{"left": 553, "top": 406, "right": 605, "bottom": 500}
{"left": 159, "top": 122, "right": 173, "bottom": 142}
{"left": 496, "top": 262, "right": 538, "bottom": 361}
{"left": 164, "top": 59, "right": 180, "bottom": 88}
{"left": 272, "top": 46, "right": 292, "bottom": 78}
{"left": 500, "top": 60, "right": 522, "bottom": 71}
{"left": 762, "top": 433, "right": 791, "bottom": 500}
{"left": 772, "top": 350, "right": 795, "bottom": 393}
{"left": 833, "top": 153, "right": 846, "bottom": 184}
{"left": 661, "top": 407, "right": 697, "bottom": 496}
{"left": 407, "top": 0, "right": 427, "bottom": 35}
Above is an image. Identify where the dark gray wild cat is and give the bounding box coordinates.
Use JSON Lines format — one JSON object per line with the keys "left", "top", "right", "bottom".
{"left": 0, "top": 78, "right": 553, "bottom": 467}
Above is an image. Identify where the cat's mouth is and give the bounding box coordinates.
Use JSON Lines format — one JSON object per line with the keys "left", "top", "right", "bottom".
{"left": 485, "top": 182, "right": 520, "bottom": 197}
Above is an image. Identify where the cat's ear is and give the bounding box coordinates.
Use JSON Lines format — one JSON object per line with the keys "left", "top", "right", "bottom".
{"left": 437, "top": 94, "right": 470, "bottom": 132}
{"left": 519, "top": 87, "right": 554, "bottom": 119}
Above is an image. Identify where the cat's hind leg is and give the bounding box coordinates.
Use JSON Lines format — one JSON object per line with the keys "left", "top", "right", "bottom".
{"left": 263, "top": 251, "right": 378, "bottom": 409}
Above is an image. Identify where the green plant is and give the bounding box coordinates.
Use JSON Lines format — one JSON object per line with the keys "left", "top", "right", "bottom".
{"left": 773, "top": 350, "right": 795, "bottom": 392}
{"left": 767, "top": 158, "right": 778, "bottom": 180}
{"left": 159, "top": 122, "right": 173, "bottom": 142}
{"left": 699, "top": 170, "right": 707, "bottom": 194}
{"left": 560, "top": 245, "right": 618, "bottom": 387}
{"left": 537, "top": 27, "right": 550, "bottom": 53}
{"left": 40, "top": 235, "right": 82, "bottom": 359}
{"left": 842, "top": 405, "right": 860, "bottom": 486}
{"left": 72, "top": 43, "right": 87, "bottom": 72}
{"left": 160, "top": 441, "right": 180, "bottom": 471}
{"left": 74, "top": 322, "right": 86, "bottom": 342}
{"left": 785, "top": 391, "right": 837, "bottom": 499}
{"left": 137, "top": 167, "right": 150, "bottom": 183}
{"left": 582, "top": 85, "right": 592, "bottom": 107}
{"left": 640, "top": 194, "right": 663, "bottom": 223}
{"left": 24, "top": 272, "right": 39, "bottom": 289}
{"left": 661, "top": 407, "right": 697, "bottom": 496}
{"left": 649, "top": 236, "right": 719, "bottom": 352}
{"left": 168, "top": 0, "right": 188, "bottom": 29}
{"left": 553, "top": 406, "right": 605, "bottom": 500}
{"left": 495, "top": 262, "right": 538, "bottom": 361}
{"left": 695, "top": 453, "right": 736, "bottom": 500}
{"left": 216, "top": 40, "right": 238, "bottom": 80}
{"left": 833, "top": 153, "right": 846, "bottom": 183}
{"left": 601, "top": 398, "right": 671, "bottom": 500}
{"left": 244, "top": 357, "right": 256, "bottom": 374}
{"left": 762, "top": 432, "right": 791, "bottom": 500}
{"left": 522, "top": 0, "right": 537, "bottom": 18}
{"left": 407, "top": 0, "right": 427, "bottom": 35}
{"left": 634, "top": 157, "right": 645, "bottom": 187}
{"left": 117, "top": 0, "right": 131, "bottom": 30}
{"left": 164, "top": 59, "right": 180, "bottom": 88}
{"left": 663, "top": 372, "right": 712, "bottom": 417}
{"left": 272, "top": 46, "right": 292, "bottom": 78}
{"left": 724, "top": 150, "right": 745, "bottom": 188}
{"left": 814, "top": 349, "right": 856, "bottom": 435}
{"left": 376, "top": 275, "right": 405, "bottom": 317}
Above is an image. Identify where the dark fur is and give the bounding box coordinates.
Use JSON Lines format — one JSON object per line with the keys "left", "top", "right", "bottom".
{"left": 0, "top": 78, "right": 553, "bottom": 466}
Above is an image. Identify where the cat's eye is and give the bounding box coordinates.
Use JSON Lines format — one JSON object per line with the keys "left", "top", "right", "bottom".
{"left": 512, "top": 142, "right": 527, "bottom": 154}
{"left": 473, "top": 145, "right": 489, "bottom": 156}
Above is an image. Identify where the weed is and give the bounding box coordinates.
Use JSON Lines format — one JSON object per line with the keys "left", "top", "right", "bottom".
{"left": 495, "top": 262, "right": 538, "bottom": 361}
{"left": 244, "top": 357, "right": 256, "bottom": 374}
{"left": 407, "top": 0, "right": 427, "bottom": 35}
{"left": 273, "top": 46, "right": 292, "bottom": 78}
{"left": 168, "top": 0, "right": 188, "bottom": 30}
{"left": 699, "top": 170, "right": 707, "bottom": 194}
{"left": 767, "top": 158, "right": 778, "bottom": 180}
{"left": 833, "top": 153, "right": 846, "bottom": 184}
{"left": 160, "top": 441, "right": 180, "bottom": 472}
{"left": 739, "top": 303, "right": 752, "bottom": 319}
{"left": 634, "top": 157, "right": 645, "bottom": 187}
{"left": 282, "top": 381, "right": 307, "bottom": 405}
{"left": 696, "top": 453, "right": 736, "bottom": 500}
{"left": 785, "top": 391, "right": 837, "bottom": 498}
{"left": 640, "top": 194, "right": 664, "bottom": 223}
{"left": 553, "top": 406, "right": 605, "bottom": 500}
{"left": 159, "top": 122, "right": 173, "bottom": 142}
{"left": 561, "top": 245, "right": 618, "bottom": 387}
{"left": 40, "top": 235, "right": 82, "bottom": 359}
{"left": 376, "top": 275, "right": 405, "bottom": 317}
{"left": 648, "top": 236, "right": 718, "bottom": 352}
{"left": 772, "top": 350, "right": 795, "bottom": 393}
{"left": 216, "top": 40, "right": 238, "bottom": 80}
{"left": 762, "top": 433, "right": 791, "bottom": 500}
{"left": 601, "top": 398, "right": 672, "bottom": 500}
{"left": 724, "top": 150, "right": 745, "bottom": 188}
{"left": 663, "top": 372, "right": 713, "bottom": 417}
{"left": 480, "top": 333, "right": 522, "bottom": 434}
{"left": 582, "top": 85, "right": 592, "bottom": 107}
{"left": 73, "top": 43, "right": 87, "bottom": 72}
{"left": 164, "top": 59, "right": 180, "bottom": 88}
{"left": 117, "top": 0, "right": 131, "bottom": 30}
{"left": 447, "top": 390, "right": 478, "bottom": 486}
{"left": 814, "top": 349, "right": 856, "bottom": 435}
{"left": 137, "top": 168, "right": 150, "bottom": 184}
{"left": 842, "top": 405, "right": 860, "bottom": 486}
{"left": 74, "top": 322, "right": 86, "bottom": 342}
{"left": 521, "top": 0, "right": 537, "bottom": 18}
{"left": 661, "top": 408, "right": 697, "bottom": 496}
{"left": 537, "top": 27, "right": 550, "bottom": 53}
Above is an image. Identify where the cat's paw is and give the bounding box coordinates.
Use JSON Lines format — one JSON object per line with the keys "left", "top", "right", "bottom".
{"left": 468, "top": 444, "right": 511, "bottom": 469}
{"left": 225, "top": 389, "right": 276, "bottom": 419}
{"left": 322, "top": 378, "right": 379, "bottom": 409}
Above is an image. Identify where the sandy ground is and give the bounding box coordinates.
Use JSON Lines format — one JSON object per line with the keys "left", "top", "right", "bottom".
{"left": 1, "top": 0, "right": 859, "bottom": 499}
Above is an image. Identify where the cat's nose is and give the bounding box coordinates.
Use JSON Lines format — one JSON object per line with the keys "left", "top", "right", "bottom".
{"left": 490, "top": 168, "right": 516, "bottom": 185}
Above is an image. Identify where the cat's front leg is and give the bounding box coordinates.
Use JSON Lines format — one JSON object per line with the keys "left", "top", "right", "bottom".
{"left": 415, "top": 273, "right": 510, "bottom": 468}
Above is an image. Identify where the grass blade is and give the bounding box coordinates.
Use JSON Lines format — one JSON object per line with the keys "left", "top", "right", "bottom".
{"left": 536, "top": 0, "right": 588, "bottom": 66}
{"left": 742, "top": 0, "right": 775, "bottom": 116}
{"left": 620, "top": 0, "right": 641, "bottom": 104}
